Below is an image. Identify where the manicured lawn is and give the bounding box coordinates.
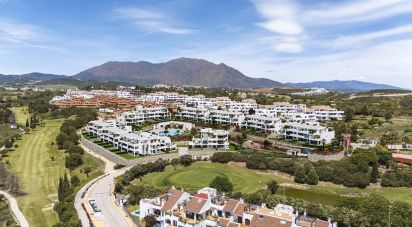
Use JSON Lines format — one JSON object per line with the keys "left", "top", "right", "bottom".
{"left": 141, "top": 162, "right": 290, "bottom": 193}
{"left": 140, "top": 162, "right": 412, "bottom": 206}
{"left": 4, "top": 119, "right": 66, "bottom": 227}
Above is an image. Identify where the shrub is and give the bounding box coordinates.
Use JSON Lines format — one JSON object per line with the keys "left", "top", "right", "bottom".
{"left": 209, "top": 176, "right": 233, "bottom": 193}
{"left": 65, "top": 154, "right": 83, "bottom": 170}
{"left": 211, "top": 152, "right": 233, "bottom": 163}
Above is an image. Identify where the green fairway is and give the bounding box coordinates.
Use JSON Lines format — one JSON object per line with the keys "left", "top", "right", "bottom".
{"left": 11, "top": 106, "right": 30, "bottom": 126}
{"left": 141, "top": 162, "right": 290, "bottom": 193}
{"left": 4, "top": 119, "right": 65, "bottom": 226}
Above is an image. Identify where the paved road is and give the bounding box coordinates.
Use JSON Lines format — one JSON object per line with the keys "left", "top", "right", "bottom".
{"left": 0, "top": 190, "right": 30, "bottom": 227}
{"left": 75, "top": 144, "right": 220, "bottom": 227}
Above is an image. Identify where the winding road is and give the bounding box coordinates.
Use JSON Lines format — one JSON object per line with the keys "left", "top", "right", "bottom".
{"left": 74, "top": 141, "right": 219, "bottom": 227}
{"left": 0, "top": 190, "right": 30, "bottom": 227}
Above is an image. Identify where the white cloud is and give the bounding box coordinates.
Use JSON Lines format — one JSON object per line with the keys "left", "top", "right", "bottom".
{"left": 115, "top": 7, "right": 194, "bottom": 35}
{"left": 328, "top": 24, "right": 412, "bottom": 47}
{"left": 251, "top": 0, "right": 304, "bottom": 53}
{"left": 0, "top": 20, "right": 43, "bottom": 42}
{"left": 272, "top": 42, "right": 303, "bottom": 53}
{"left": 258, "top": 19, "right": 303, "bottom": 35}
{"left": 304, "top": 0, "right": 412, "bottom": 25}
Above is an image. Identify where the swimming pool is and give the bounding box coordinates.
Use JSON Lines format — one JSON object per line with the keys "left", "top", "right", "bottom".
{"left": 132, "top": 210, "right": 141, "bottom": 217}
{"left": 153, "top": 128, "right": 182, "bottom": 137}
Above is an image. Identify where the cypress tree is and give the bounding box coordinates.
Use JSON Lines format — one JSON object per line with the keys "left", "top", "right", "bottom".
{"left": 25, "top": 118, "right": 29, "bottom": 127}
{"left": 371, "top": 162, "right": 379, "bottom": 183}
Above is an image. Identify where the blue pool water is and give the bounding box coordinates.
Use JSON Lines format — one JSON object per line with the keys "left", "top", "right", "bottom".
{"left": 155, "top": 128, "right": 182, "bottom": 137}
{"left": 133, "top": 210, "right": 141, "bottom": 216}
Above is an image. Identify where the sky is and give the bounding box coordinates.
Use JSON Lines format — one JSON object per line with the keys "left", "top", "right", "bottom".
{"left": 0, "top": 0, "right": 412, "bottom": 88}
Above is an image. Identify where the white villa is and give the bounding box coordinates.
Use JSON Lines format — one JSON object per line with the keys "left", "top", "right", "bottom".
{"left": 189, "top": 128, "right": 229, "bottom": 149}
{"left": 139, "top": 187, "right": 336, "bottom": 227}
{"left": 176, "top": 106, "right": 210, "bottom": 122}
{"left": 116, "top": 106, "right": 170, "bottom": 126}
{"left": 277, "top": 122, "right": 335, "bottom": 146}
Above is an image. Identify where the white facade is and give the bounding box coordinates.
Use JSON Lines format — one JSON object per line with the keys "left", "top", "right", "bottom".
{"left": 311, "top": 106, "right": 345, "bottom": 121}
{"left": 118, "top": 132, "right": 176, "bottom": 155}
{"left": 210, "top": 110, "right": 244, "bottom": 126}
{"left": 277, "top": 122, "right": 335, "bottom": 146}
{"left": 85, "top": 120, "right": 176, "bottom": 156}
{"left": 272, "top": 102, "right": 307, "bottom": 113}
{"left": 189, "top": 128, "right": 229, "bottom": 149}
{"left": 176, "top": 106, "right": 210, "bottom": 122}
{"left": 244, "top": 114, "right": 282, "bottom": 133}
{"left": 116, "top": 106, "right": 170, "bottom": 126}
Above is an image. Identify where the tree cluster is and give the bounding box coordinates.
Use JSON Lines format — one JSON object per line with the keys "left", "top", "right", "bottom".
{"left": 0, "top": 163, "right": 20, "bottom": 194}
{"left": 53, "top": 173, "right": 80, "bottom": 227}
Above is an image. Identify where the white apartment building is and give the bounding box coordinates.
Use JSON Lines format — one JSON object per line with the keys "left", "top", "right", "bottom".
{"left": 272, "top": 102, "right": 307, "bottom": 113}
{"left": 118, "top": 132, "right": 176, "bottom": 155}
{"left": 100, "top": 126, "right": 131, "bottom": 148}
{"left": 85, "top": 120, "right": 116, "bottom": 138}
{"left": 255, "top": 108, "right": 278, "bottom": 117}
{"left": 210, "top": 109, "right": 245, "bottom": 126}
{"left": 280, "top": 112, "right": 317, "bottom": 123}
{"left": 311, "top": 106, "right": 344, "bottom": 121}
{"left": 226, "top": 99, "right": 258, "bottom": 113}
{"left": 244, "top": 114, "right": 282, "bottom": 133}
{"left": 139, "top": 187, "right": 336, "bottom": 227}
{"left": 176, "top": 106, "right": 210, "bottom": 122}
{"left": 116, "top": 106, "right": 170, "bottom": 126}
{"left": 85, "top": 120, "right": 176, "bottom": 156}
{"left": 277, "top": 122, "right": 335, "bottom": 146}
{"left": 189, "top": 128, "right": 229, "bottom": 149}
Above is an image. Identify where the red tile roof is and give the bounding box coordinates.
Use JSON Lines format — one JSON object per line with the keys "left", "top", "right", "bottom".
{"left": 161, "top": 189, "right": 184, "bottom": 212}
{"left": 249, "top": 213, "right": 292, "bottom": 227}
{"left": 185, "top": 197, "right": 207, "bottom": 214}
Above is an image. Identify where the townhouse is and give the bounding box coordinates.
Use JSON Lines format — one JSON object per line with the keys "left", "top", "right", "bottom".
{"left": 189, "top": 128, "right": 229, "bottom": 149}
{"left": 311, "top": 106, "right": 345, "bottom": 121}
{"left": 139, "top": 187, "right": 336, "bottom": 227}
{"left": 226, "top": 99, "right": 258, "bottom": 113}
{"left": 244, "top": 114, "right": 282, "bottom": 133}
{"left": 116, "top": 106, "right": 170, "bottom": 126}
{"left": 277, "top": 122, "right": 335, "bottom": 146}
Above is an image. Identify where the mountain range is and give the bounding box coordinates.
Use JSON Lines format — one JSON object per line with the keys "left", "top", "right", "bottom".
{"left": 0, "top": 57, "right": 404, "bottom": 92}
{"left": 286, "top": 80, "right": 401, "bottom": 92}
{"left": 72, "top": 58, "right": 283, "bottom": 88}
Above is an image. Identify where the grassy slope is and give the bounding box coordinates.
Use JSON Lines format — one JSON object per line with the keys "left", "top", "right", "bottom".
{"left": 3, "top": 117, "right": 105, "bottom": 227}
{"left": 355, "top": 116, "right": 412, "bottom": 140}
{"left": 11, "top": 106, "right": 30, "bottom": 126}
{"left": 4, "top": 119, "right": 65, "bottom": 226}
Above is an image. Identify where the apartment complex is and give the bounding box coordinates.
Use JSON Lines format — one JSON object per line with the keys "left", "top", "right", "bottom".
{"left": 311, "top": 106, "right": 344, "bottom": 121}
{"left": 277, "top": 122, "right": 335, "bottom": 146}
{"left": 85, "top": 120, "right": 176, "bottom": 155}
{"left": 244, "top": 114, "right": 282, "bottom": 133}
{"left": 116, "top": 106, "right": 171, "bottom": 126}
{"left": 189, "top": 128, "right": 229, "bottom": 149}
{"left": 140, "top": 187, "right": 336, "bottom": 227}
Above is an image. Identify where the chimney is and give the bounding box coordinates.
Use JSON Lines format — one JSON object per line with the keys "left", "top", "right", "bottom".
{"left": 261, "top": 203, "right": 266, "bottom": 208}
{"left": 304, "top": 210, "right": 307, "bottom": 216}
{"left": 240, "top": 198, "right": 244, "bottom": 203}
{"left": 172, "top": 185, "right": 176, "bottom": 190}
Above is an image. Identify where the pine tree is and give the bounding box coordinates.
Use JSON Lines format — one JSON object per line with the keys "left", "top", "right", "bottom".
{"left": 371, "top": 162, "right": 379, "bottom": 183}
{"left": 294, "top": 164, "right": 307, "bottom": 184}
{"left": 305, "top": 163, "right": 319, "bottom": 185}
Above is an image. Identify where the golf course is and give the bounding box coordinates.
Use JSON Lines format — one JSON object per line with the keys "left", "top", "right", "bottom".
{"left": 3, "top": 107, "right": 105, "bottom": 227}
{"left": 140, "top": 162, "right": 412, "bottom": 206}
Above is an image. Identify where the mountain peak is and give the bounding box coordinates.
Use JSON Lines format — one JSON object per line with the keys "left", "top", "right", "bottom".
{"left": 73, "top": 58, "right": 283, "bottom": 88}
